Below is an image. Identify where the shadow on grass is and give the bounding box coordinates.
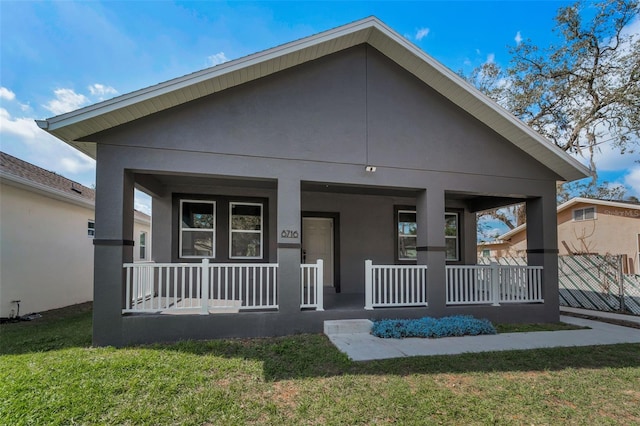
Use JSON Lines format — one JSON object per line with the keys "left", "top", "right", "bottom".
{"left": 154, "top": 334, "right": 640, "bottom": 382}
{"left": 0, "top": 302, "right": 93, "bottom": 355}
{"left": 3, "top": 303, "right": 639, "bottom": 383}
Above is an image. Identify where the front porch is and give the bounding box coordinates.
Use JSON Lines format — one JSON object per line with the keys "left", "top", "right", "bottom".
{"left": 93, "top": 168, "right": 560, "bottom": 346}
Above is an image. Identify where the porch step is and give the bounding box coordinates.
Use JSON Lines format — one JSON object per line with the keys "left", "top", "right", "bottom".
{"left": 324, "top": 319, "right": 373, "bottom": 335}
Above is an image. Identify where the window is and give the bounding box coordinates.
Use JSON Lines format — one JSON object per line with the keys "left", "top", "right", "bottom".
{"left": 396, "top": 210, "right": 459, "bottom": 261}
{"left": 87, "top": 220, "right": 95, "bottom": 238}
{"left": 573, "top": 207, "right": 596, "bottom": 221}
{"left": 397, "top": 210, "right": 417, "bottom": 260}
{"left": 481, "top": 249, "right": 491, "bottom": 258}
{"left": 229, "top": 202, "right": 262, "bottom": 259}
{"left": 180, "top": 200, "right": 215, "bottom": 258}
{"left": 445, "top": 213, "right": 459, "bottom": 261}
{"left": 139, "top": 231, "right": 147, "bottom": 260}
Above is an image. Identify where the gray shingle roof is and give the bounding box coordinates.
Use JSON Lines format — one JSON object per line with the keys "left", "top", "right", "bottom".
{"left": 0, "top": 151, "right": 95, "bottom": 202}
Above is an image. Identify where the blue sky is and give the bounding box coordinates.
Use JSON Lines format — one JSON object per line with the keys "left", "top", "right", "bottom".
{"left": 1, "top": 1, "right": 638, "bottom": 229}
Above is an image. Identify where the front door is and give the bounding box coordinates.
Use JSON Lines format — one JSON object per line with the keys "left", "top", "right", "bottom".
{"left": 302, "top": 217, "right": 334, "bottom": 287}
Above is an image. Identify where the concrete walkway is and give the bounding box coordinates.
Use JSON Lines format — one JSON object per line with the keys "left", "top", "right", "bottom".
{"left": 324, "top": 313, "right": 640, "bottom": 361}
{"left": 560, "top": 306, "right": 640, "bottom": 326}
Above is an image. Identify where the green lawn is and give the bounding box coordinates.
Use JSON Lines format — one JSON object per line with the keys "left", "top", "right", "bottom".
{"left": 1, "top": 304, "right": 639, "bottom": 425}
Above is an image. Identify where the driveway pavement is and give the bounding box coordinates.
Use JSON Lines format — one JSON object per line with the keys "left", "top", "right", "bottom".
{"left": 324, "top": 310, "right": 640, "bottom": 361}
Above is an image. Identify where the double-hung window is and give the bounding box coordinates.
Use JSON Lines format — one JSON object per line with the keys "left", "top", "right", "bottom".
{"left": 396, "top": 210, "right": 459, "bottom": 262}
{"left": 87, "top": 220, "right": 95, "bottom": 238}
{"left": 573, "top": 207, "right": 595, "bottom": 221}
{"left": 444, "top": 213, "right": 459, "bottom": 261}
{"left": 139, "top": 231, "right": 147, "bottom": 260}
{"left": 230, "top": 202, "right": 263, "bottom": 259}
{"left": 180, "top": 200, "right": 215, "bottom": 258}
{"left": 397, "top": 210, "right": 417, "bottom": 261}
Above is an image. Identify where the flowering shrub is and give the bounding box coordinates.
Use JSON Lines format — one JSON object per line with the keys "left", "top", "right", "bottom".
{"left": 371, "top": 315, "right": 497, "bottom": 339}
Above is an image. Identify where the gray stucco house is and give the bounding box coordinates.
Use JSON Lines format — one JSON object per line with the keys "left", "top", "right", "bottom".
{"left": 38, "top": 17, "right": 589, "bottom": 346}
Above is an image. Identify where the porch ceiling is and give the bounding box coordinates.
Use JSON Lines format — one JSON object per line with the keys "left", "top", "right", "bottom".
{"left": 301, "top": 181, "right": 422, "bottom": 197}
{"left": 134, "top": 172, "right": 277, "bottom": 196}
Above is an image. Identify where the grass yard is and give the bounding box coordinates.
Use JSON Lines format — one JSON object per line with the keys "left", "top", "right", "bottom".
{"left": 1, "top": 304, "right": 639, "bottom": 425}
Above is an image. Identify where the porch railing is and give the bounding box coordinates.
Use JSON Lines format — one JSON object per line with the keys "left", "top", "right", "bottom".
{"left": 300, "top": 259, "right": 324, "bottom": 311}
{"left": 364, "top": 260, "right": 428, "bottom": 310}
{"left": 123, "top": 260, "right": 278, "bottom": 313}
{"left": 446, "top": 262, "right": 543, "bottom": 306}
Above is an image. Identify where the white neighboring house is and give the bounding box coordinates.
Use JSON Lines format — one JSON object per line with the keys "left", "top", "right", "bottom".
{"left": 0, "top": 152, "right": 151, "bottom": 318}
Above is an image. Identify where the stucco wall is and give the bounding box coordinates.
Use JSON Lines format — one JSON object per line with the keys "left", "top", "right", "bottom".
{"left": 0, "top": 183, "right": 95, "bottom": 317}
{"left": 558, "top": 203, "right": 640, "bottom": 273}
{"left": 88, "top": 42, "right": 564, "bottom": 344}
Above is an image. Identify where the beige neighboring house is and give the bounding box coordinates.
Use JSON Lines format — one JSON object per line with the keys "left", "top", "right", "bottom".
{"left": 478, "top": 197, "right": 640, "bottom": 274}
{"left": 0, "top": 152, "right": 151, "bottom": 318}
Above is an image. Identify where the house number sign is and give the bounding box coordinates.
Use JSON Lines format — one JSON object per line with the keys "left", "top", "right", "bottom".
{"left": 281, "top": 230, "right": 299, "bottom": 239}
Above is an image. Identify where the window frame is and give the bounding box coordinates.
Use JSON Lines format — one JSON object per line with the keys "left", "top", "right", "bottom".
{"left": 445, "top": 212, "right": 460, "bottom": 262}
{"left": 139, "top": 231, "right": 147, "bottom": 260}
{"left": 87, "top": 219, "right": 95, "bottom": 238}
{"left": 397, "top": 209, "right": 418, "bottom": 261}
{"left": 229, "top": 202, "right": 263, "bottom": 260}
{"left": 179, "top": 199, "right": 216, "bottom": 259}
{"left": 394, "top": 207, "right": 461, "bottom": 263}
{"left": 573, "top": 206, "right": 596, "bottom": 222}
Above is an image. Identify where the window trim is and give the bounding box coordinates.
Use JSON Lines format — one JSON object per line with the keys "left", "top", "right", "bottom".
{"left": 573, "top": 206, "right": 596, "bottom": 222}
{"left": 229, "top": 201, "right": 263, "bottom": 260}
{"left": 87, "top": 219, "right": 95, "bottom": 238}
{"left": 179, "top": 199, "right": 216, "bottom": 259}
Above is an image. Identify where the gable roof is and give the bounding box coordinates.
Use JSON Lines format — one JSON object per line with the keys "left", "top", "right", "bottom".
{"left": 498, "top": 197, "right": 640, "bottom": 240}
{"left": 0, "top": 151, "right": 151, "bottom": 223}
{"left": 36, "top": 17, "right": 589, "bottom": 182}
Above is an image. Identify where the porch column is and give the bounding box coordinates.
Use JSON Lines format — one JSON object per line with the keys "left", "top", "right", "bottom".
{"left": 93, "top": 146, "right": 135, "bottom": 346}
{"left": 277, "top": 178, "right": 301, "bottom": 314}
{"left": 417, "top": 187, "right": 446, "bottom": 315}
{"left": 526, "top": 189, "right": 559, "bottom": 322}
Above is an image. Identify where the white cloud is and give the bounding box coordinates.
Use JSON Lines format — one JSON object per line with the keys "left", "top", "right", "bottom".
{"left": 485, "top": 53, "right": 495, "bottom": 64}
{"left": 415, "top": 28, "right": 430, "bottom": 41}
{"left": 43, "top": 88, "right": 89, "bottom": 115}
{"left": 88, "top": 83, "right": 118, "bottom": 100}
{"left": 514, "top": 31, "right": 522, "bottom": 45}
{"left": 207, "top": 52, "right": 229, "bottom": 66}
{"left": 0, "top": 107, "right": 95, "bottom": 178}
{"left": 0, "top": 87, "right": 16, "bottom": 101}
{"left": 624, "top": 166, "right": 640, "bottom": 197}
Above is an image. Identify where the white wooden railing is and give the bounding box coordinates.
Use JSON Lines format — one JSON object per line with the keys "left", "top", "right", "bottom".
{"left": 123, "top": 260, "right": 278, "bottom": 313}
{"left": 364, "top": 260, "right": 428, "bottom": 310}
{"left": 300, "top": 259, "right": 324, "bottom": 311}
{"left": 446, "top": 262, "right": 543, "bottom": 306}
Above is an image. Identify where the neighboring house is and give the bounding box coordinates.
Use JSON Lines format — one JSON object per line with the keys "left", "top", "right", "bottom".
{"left": 478, "top": 198, "right": 640, "bottom": 274}
{"left": 0, "top": 152, "right": 151, "bottom": 318}
{"left": 36, "top": 17, "right": 588, "bottom": 346}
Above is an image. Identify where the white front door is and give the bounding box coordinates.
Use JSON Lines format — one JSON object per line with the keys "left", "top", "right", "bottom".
{"left": 302, "top": 217, "right": 334, "bottom": 287}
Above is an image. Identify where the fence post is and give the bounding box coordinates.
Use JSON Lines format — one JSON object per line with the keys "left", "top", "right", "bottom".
{"left": 316, "top": 259, "right": 324, "bottom": 311}
{"left": 364, "top": 260, "right": 373, "bottom": 310}
{"left": 200, "top": 259, "right": 210, "bottom": 315}
{"left": 617, "top": 255, "right": 626, "bottom": 313}
{"left": 491, "top": 261, "right": 500, "bottom": 306}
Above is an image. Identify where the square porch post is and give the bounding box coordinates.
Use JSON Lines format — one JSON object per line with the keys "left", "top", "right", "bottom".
{"left": 417, "top": 187, "right": 446, "bottom": 315}
{"left": 276, "top": 178, "right": 301, "bottom": 314}
{"left": 93, "top": 148, "right": 135, "bottom": 346}
{"left": 526, "top": 190, "right": 560, "bottom": 322}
